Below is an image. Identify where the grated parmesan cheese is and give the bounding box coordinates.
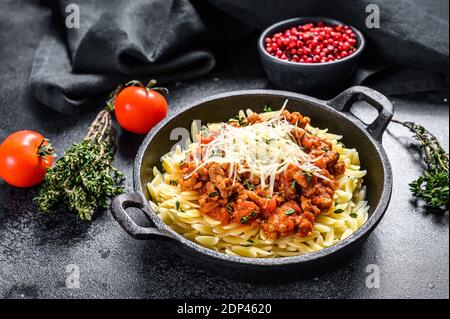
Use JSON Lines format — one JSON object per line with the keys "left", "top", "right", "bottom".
{"left": 185, "top": 106, "right": 328, "bottom": 194}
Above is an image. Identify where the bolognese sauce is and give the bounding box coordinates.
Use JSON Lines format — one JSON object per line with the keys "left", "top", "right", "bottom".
{"left": 178, "top": 110, "right": 346, "bottom": 239}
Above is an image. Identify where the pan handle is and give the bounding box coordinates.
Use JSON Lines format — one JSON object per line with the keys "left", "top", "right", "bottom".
{"left": 327, "top": 86, "right": 394, "bottom": 141}
{"left": 111, "top": 192, "right": 176, "bottom": 241}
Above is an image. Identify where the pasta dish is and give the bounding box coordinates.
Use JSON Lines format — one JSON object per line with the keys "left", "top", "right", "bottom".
{"left": 147, "top": 104, "right": 369, "bottom": 258}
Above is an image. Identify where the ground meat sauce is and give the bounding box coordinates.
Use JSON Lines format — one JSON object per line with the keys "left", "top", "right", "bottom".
{"left": 179, "top": 110, "right": 346, "bottom": 239}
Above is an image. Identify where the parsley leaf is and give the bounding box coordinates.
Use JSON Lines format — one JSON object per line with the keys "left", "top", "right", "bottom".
{"left": 285, "top": 208, "right": 296, "bottom": 215}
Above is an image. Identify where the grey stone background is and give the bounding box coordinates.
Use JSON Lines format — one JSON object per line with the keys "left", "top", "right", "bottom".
{"left": 0, "top": 0, "right": 448, "bottom": 299}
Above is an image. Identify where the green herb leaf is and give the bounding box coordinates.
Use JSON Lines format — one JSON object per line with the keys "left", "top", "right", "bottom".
{"left": 250, "top": 210, "right": 257, "bottom": 217}
{"left": 243, "top": 180, "right": 255, "bottom": 191}
{"left": 285, "top": 208, "right": 296, "bottom": 216}
{"left": 350, "top": 213, "right": 358, "bottom": 218}
{"left": 302, "top": 171, "right": 313, "bottom": 184}
{"left": 225, "top": 203, "right": 233, "bottom": 213}
{"left": 334, "top": 209, "right": 344, "bottom": 214}
{"left": 393, "top": 120, "right": 449, "bottom": 209}
{"left": 175, "top": 200, "right": 184, "bottom": 212}
{"left": 37, "top": 111, "right": 124, "bottom": 221}
{"left": 240, "top": 216, "right": 250, "bottom": 224}
{"left": 169, "top": 180, "right": 178, "bottom": 186}
{"left": 233, "top": 114, "right": 248, "bottom": 127}
{"left": 208, "top": 191, "right": 220, "bottom": 198}
{"left": 291, "top": 180, "right": 297, "bottom": 189}
{"left": 263, "top": 105, "right": 273, "bottom": 113}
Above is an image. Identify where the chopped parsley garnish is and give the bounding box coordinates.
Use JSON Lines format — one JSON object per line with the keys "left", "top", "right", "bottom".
{"left": 334, "top": 209, "right": 344, "bottom": 214}
{"left": 285, "top": 208, "right": 296, "bottom": 216}
{"left": 175, "top": 200, "right": 184, "bottom": 212}
{"left": 208, "top": 191, "right": 220, "bottom": 197}
{"left": 263, "top": 105, "right": 273, "bottom": 113}
{"left": 225, "top": 203, "right": 233, "bottom": 213}
{"left": 240, "top": 216, "right": 250, "bottom": 224}
{"left": 291, "top": 180, "right": 297, "bottom": 189}
{"left": 243, "top": 180, "right": 255, "bottom": 191}
{"left": 302, "top": 171, "right": 313, "bottom": 184}
{"left": 234, "top": 114, "right": 248, "bottom": 127}
{"left": 169, "top": 180, "right": 178, "bottom": 186}
{"left": 250, "top": 210, "right": 257, "bottom": 217}
{"left": 350, "top": 213, "right": 358, "bottom": 218}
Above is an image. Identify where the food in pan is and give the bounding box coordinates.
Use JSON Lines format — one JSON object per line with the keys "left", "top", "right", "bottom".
{"left": 147, "top": 103, "right": 369, "bottom": 258}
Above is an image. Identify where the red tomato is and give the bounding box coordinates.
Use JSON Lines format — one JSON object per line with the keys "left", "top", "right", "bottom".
{"left": 0, "top": 130, "right": 53, "bottom": 188}
{"left": 114, "top": 86, "right": 168, "bottom": 134}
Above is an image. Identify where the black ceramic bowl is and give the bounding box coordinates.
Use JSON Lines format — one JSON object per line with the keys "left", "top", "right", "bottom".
{"left": 258, "top": 17, "right": 366, "bottom": 93}
{"left": 111, "top": 86, "right": 393, "bottom": 281}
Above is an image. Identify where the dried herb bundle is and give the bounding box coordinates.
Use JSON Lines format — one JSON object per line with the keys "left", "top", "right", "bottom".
{"left": 394, "top": 120, "right": 449, "bottom": 209}
{"left": 37, "top": 109, "right": 124, "bottom": 220}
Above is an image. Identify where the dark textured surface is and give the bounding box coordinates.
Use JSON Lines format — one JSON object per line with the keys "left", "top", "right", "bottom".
{"left": 0, "top": 0, "right": 449, "bottom": 299}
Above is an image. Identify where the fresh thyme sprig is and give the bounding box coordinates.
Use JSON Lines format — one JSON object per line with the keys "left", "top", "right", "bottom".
{"left": 393, "top": 120, "right": 449, "bottom": 209}
{"left": 37, "top": 109, "right": 124, "bottom": 220}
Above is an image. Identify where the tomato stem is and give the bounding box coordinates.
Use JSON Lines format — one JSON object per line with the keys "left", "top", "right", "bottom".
{"left": 145, "top": 79, "right": 169, "bottom": 95}
{"left": 150, "top": 86, "right": 169, "bottom": 95}
{"left": 37, "top": 139, "right": 55, "bottom": 158}
{"left": 146, "top": 79, "right": 157, "bottom": 88}
{"left": 125, "top": 80, "right": 145, "bottom": 88}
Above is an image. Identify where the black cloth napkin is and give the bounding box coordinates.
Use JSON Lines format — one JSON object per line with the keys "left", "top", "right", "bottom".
{"left": 30, "top": 0, "right": 215, "bottom": 114}
{"left": 30, "top": 0, "right": 449, "bottom": 114}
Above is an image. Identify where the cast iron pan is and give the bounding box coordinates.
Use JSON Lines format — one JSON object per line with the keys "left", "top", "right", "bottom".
{"left": 111, "top": 86, "right": 393, "bottom": 281}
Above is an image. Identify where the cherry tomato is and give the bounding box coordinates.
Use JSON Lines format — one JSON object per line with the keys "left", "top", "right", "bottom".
{"left": 114, "top": 86, "right": 168, "bottom": 134}
{"left": 0, "top": 130, "right": 54, "bottom": 188}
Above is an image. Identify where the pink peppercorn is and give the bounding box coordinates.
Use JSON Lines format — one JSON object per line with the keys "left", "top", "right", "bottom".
{"left": 264, "top": 22, "right": 358, "bottom": 63}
